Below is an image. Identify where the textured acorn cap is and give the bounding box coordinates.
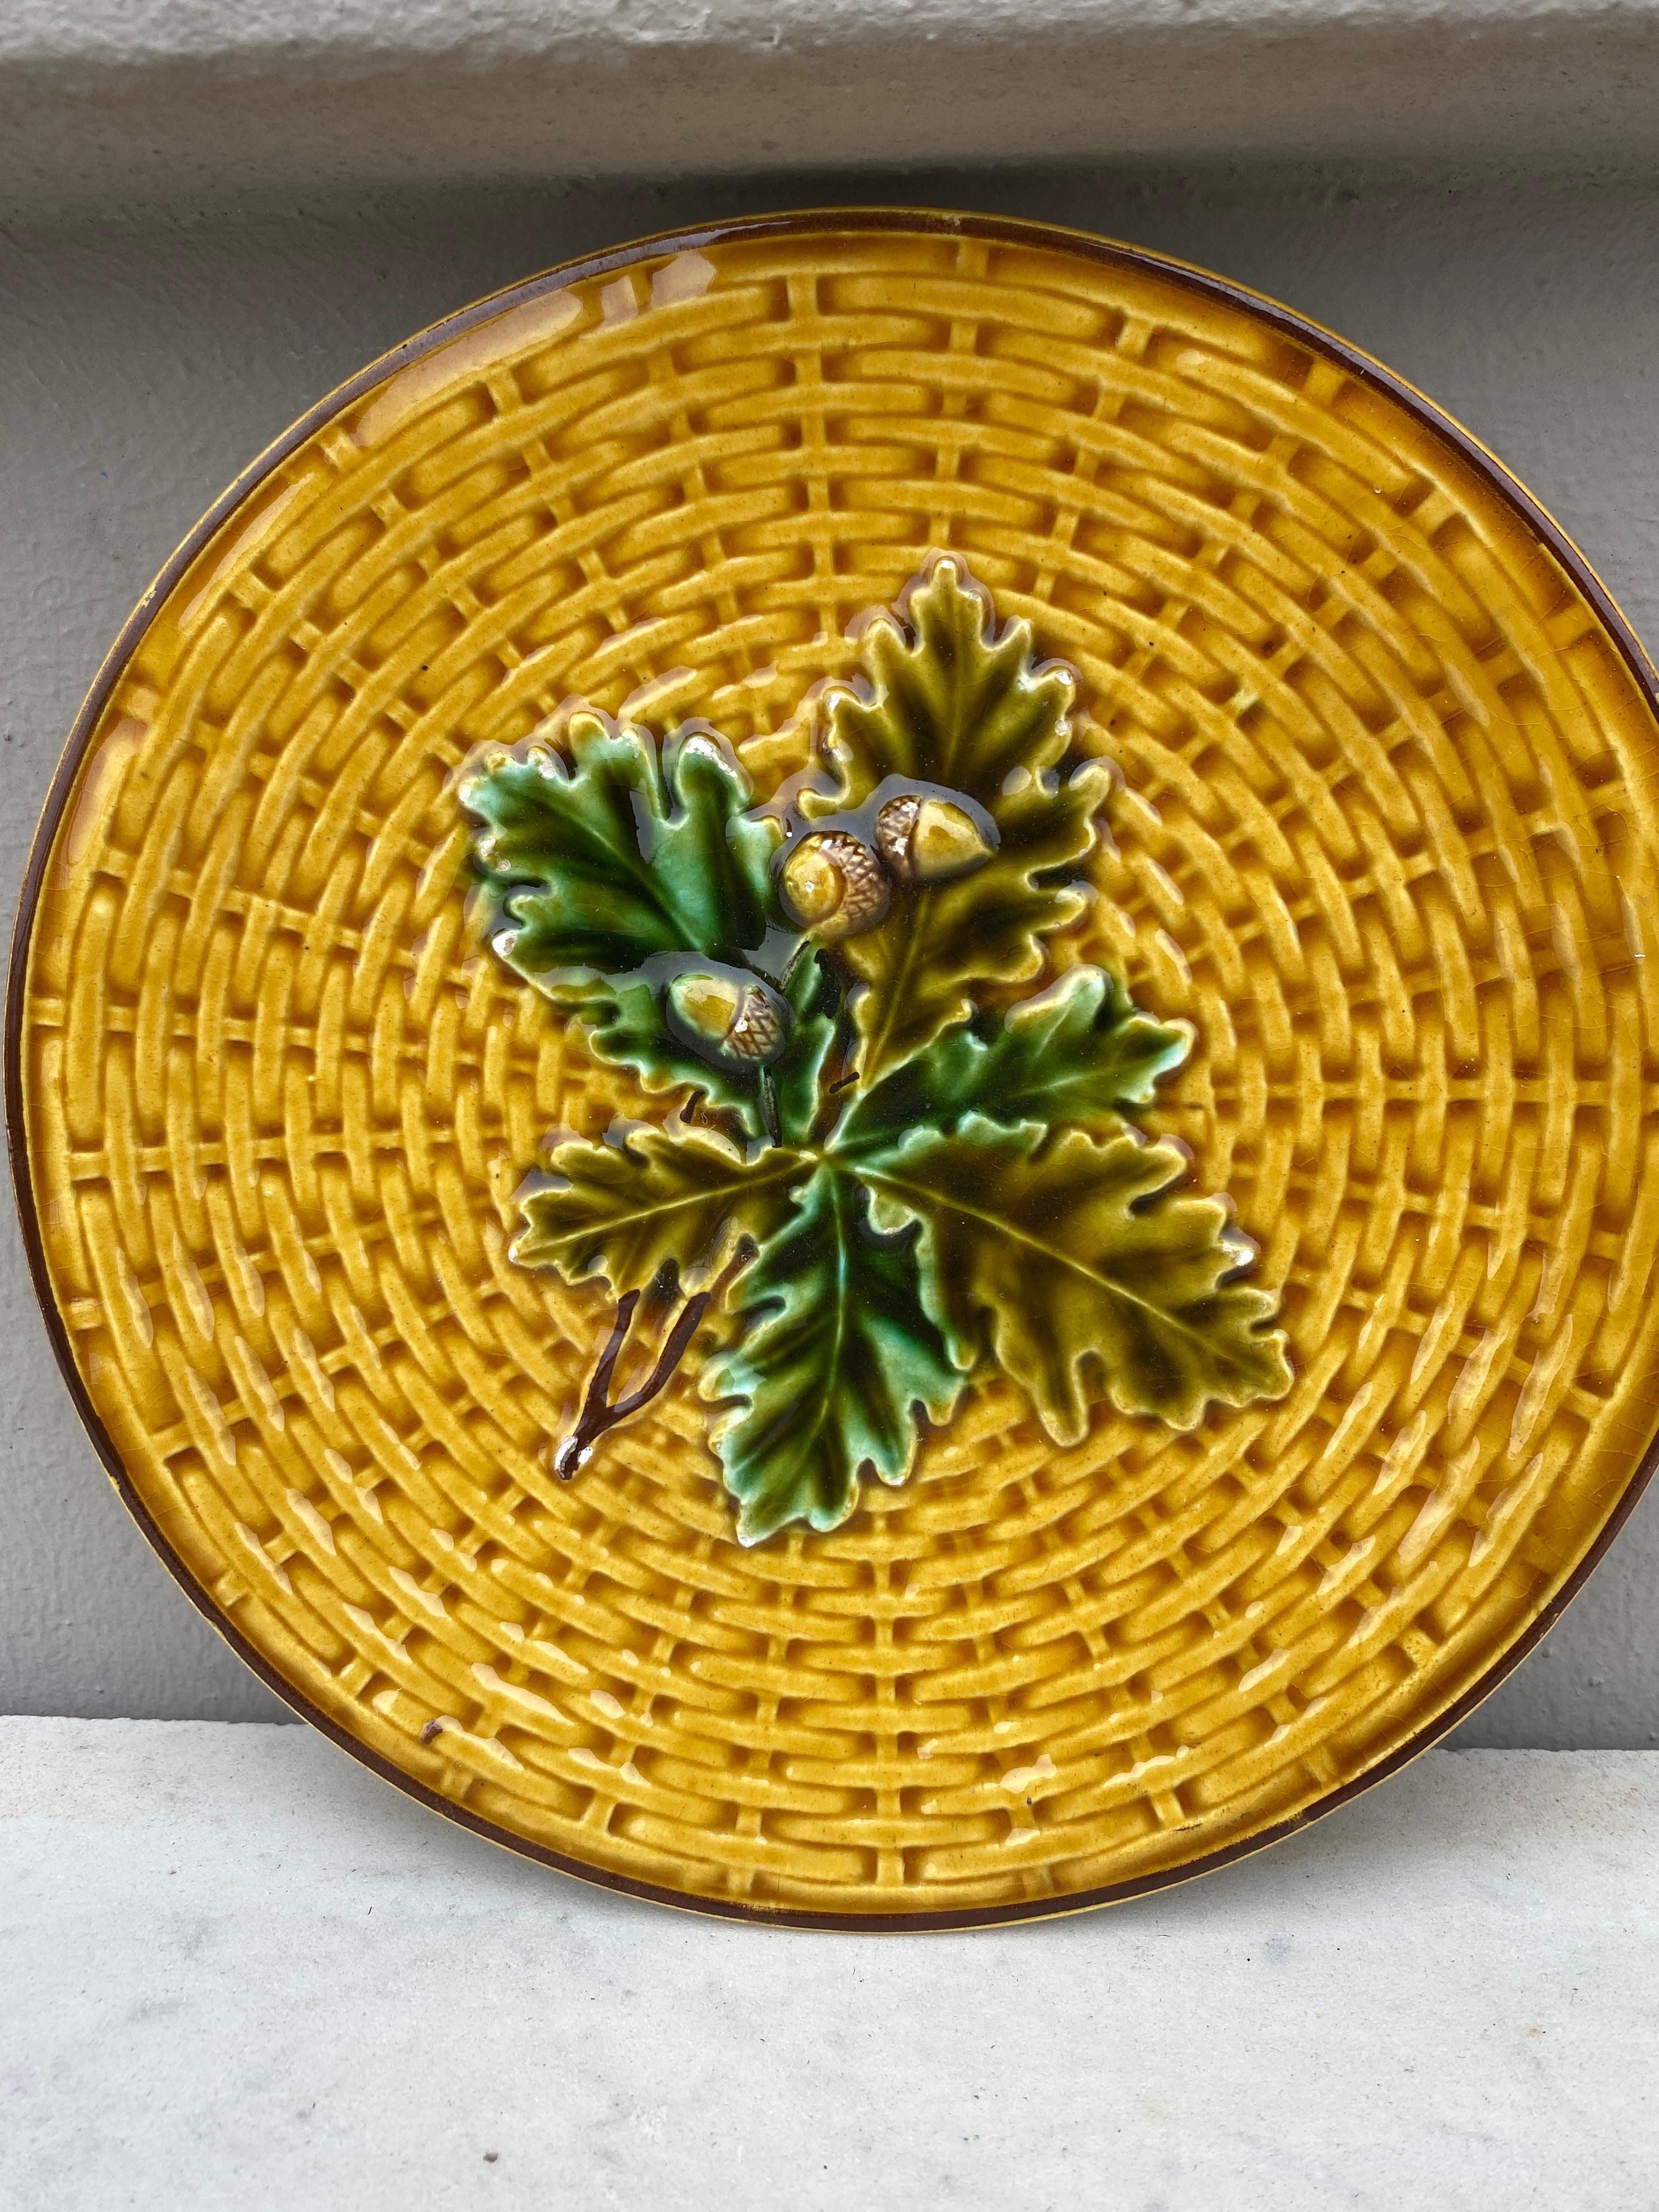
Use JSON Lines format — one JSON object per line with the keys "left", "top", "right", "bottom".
{"left": 778, "top": 829, "right": 890, "bottom": 939}
{"left": 726, "top": 985, "right": 787, "bottom": 1062}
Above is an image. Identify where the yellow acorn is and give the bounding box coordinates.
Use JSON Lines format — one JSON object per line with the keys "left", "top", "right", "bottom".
{"left": 875, "top": 793, "right": 996, "bottom": 885}
{"left": 665, "top": 968, "right": 789, "bottom": 1066}
{"left": 777, "top": 829, "right": 890, "bottom": 940}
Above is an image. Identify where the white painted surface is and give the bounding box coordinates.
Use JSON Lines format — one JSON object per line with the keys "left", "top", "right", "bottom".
{"left": 5, "top": 165, "right": 1659, "bottom": 1739}
{"left": 2, "top": 1719, "right": 1656, "bottom": 2209}
{"left": 4, "top": 0, "right": 1659, "bottom": 211}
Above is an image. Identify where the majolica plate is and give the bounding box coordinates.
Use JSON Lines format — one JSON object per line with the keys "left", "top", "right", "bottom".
{"left": 11, "top": 211, "right": 1659, "bottom": 1927}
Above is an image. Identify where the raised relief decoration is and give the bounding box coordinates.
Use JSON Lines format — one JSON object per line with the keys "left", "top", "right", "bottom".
{"left": 20, "top": 212, "right": 1659, "bottom": 1926}
{"left": 463, "top": 558, "right": 1292, "bottom": 1541}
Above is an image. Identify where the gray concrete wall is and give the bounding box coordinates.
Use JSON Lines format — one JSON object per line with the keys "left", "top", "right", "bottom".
{"left": 8, "top": 0, "right": 1659, "bottom": 208}
{"left": 4, "top": 161, "right": 1658, "bottom": 1740}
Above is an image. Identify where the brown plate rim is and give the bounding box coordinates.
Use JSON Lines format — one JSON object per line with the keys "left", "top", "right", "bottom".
{"left": 8, "top": 204, "right": 1658, "bottom": 1932}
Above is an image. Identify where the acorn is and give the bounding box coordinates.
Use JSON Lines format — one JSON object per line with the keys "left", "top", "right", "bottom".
{"left": 777, "top": 830, "right": 890, "bottom": 941}
{"left": 665, "top": 967, "right": 790, "bottom": 1068}
{"left": 875, "top": 794, "right": 996, "bottom": 885}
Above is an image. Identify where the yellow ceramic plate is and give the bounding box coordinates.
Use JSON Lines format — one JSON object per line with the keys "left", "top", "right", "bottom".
{"left": 11, "top": 211, "right": 1659, "bottom": 1927}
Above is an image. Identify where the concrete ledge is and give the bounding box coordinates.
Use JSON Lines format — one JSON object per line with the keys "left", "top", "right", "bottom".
{"left": 3, "top": 1718, "right": 1656, "bottom": 2208}
{"left": 5, "top": 0, "right": 1659, "bottom": 213}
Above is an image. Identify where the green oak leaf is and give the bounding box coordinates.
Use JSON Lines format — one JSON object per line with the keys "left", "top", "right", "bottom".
{"left": 515, "top": 1123, "right": 805, "bottom": 1295}
{"left": 471, "top": 562, "right": 1293, "bottom": 1544}
{"left": 702, "top": 1164, "right": 966, "bottom": 1543}
{"left": 808, "top": 558, "right": 1112, "bottom": 1080}
{"left": 463, "top": 712, "right": 776, "bottom": 980}
{"left": 835, "top": 964, "right": 1190, "bottom": 1152}
{"left": 567, "top": 944, "right": 839, "bottom": 1144}
{"left": 463, "top": 713, "right": 788, "bottom": 1133}
{"left": 577, "top": 964, "right": 764, "bottom": 1137}
{"left": 856, "top": 1113, "right": 1293, "bottom": 1441}
{"left": 769, "top": 947, "right": 845, "bottom": 1147}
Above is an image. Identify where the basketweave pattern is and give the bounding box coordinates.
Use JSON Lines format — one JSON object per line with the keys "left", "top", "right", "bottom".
{"left": 22, "top": 224, "right": 1659, "bottom": 1917}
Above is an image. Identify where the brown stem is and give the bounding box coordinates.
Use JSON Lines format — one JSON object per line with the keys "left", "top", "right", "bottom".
{"left": 553, "top": 1287, "right": 713, "bottom": 1480}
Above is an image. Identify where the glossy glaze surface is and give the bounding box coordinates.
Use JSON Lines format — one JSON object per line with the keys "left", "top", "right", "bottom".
{"left": 14, "top": 214, "right": 1659, "bottom": 1922}
{"left": 464, "top": 556, "right": 1290, "bottom": 1543}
